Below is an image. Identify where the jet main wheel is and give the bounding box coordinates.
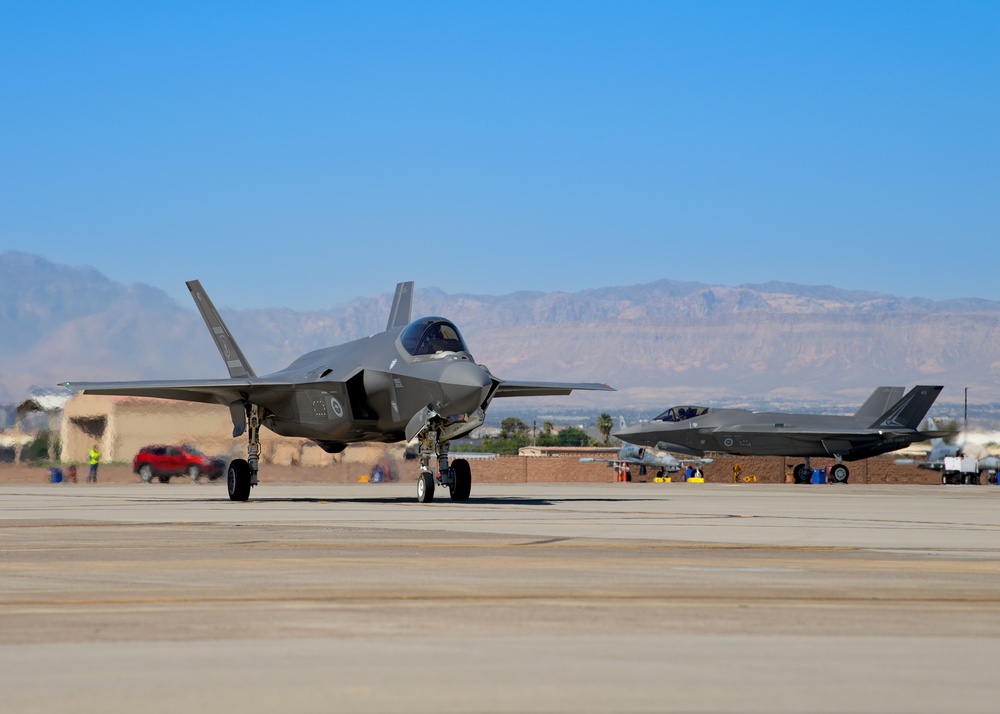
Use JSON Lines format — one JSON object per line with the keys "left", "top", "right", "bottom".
{"left": 793, "top": 464, "right": 811, "bottom": 484}
{"left": 449, "top": 459, "right": 472, "bottom": 502}
{"left": 417, "top": 471, "right": 435, "bottom": 503}
{"left": 829, "top": 464, "right": 849, "bottom": 484}
{"left": 227, "top": 459, "right": 252, "bottom": 501}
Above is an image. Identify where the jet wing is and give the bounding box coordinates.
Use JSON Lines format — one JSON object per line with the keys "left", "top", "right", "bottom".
{"left": 492, "top": 381, "right": 614, "bottom": 398}
{"left": 60, "top": 378, "right": 295, "bottom": 406}
{"left": 720, "top": 425, "right": 950, "bottom": 439}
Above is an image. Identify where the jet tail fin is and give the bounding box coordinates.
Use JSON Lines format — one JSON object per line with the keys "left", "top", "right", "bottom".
{"left": 854, "top": 387, "right": 905, "bottom": 421}
{"left": 869, "top": 386, "right": 943, "bottom": 430}
{"left": 186, "top": 280, "right": 257, "bottom": 379}
{"left": 386, "top": 282, "right": 414, "bottom": 331}
{"left": 619, "top": 415, "right": 628, "bottom": 431}
{"left": 926, "top": 418, "right": 945, "bottom": 444}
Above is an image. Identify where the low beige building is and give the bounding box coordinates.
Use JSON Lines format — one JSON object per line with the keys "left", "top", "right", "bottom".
{"left": 60, "top": 395, "right": 406, "bottom": 468}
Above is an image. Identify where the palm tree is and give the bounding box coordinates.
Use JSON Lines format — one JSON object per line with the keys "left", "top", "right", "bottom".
{"left": 597, "top": 413, "right": 614, "bottom": 444}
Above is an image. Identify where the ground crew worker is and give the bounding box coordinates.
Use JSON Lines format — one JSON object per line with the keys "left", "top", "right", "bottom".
{"left": 88, "top": 445, "right": 100, "bottom": 483}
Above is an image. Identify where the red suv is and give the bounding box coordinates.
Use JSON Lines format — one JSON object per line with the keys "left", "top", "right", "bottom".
{"left": 133, "top": 445, "right": 226, "bottom": 483}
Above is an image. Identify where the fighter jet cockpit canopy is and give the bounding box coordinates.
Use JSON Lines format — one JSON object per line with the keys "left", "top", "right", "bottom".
{"left": 400, "top": 317, "right": 470, "bottom": 356}
{"left": 653, "top": 406, "right": 709, "bottom": 422}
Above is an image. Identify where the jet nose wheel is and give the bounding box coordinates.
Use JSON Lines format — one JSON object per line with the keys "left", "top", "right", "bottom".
{"left": 829, "top": 464, "right": 849, "bottom": 484}
{"left": 417, "top": 471, "right": 435, "bottom": 503}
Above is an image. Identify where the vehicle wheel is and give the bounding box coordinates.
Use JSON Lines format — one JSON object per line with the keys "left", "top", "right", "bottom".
{"left": 793, "top": 464, "right": 810, "bottom": 484}
{"left": 416, "top": 471, "right": 435, "bottom": 503}
{"left": 449, "top": 459, "right": 472, "bottom": 502}
{"left": 227, "top": 459, "right": 252, "bottom": 502}
{"left": 188, "top": 465, "right": 201, "bottom": 483}
{"left": 942, "top": 473, "right": 952, "bottom": 485}
{"left": 139, "top": 464, "right": 154, "bottom": 483}
{"left": 830, "top": 464, "right": 849, "bottom": 484}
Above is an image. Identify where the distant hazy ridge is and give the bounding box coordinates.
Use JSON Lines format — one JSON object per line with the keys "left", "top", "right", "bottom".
{"left": 2, "top": 251, "right": 998, "bottom": 408}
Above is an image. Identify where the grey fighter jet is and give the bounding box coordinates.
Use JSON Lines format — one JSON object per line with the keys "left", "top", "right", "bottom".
{"left": 580, "top": 443, "right": 712, "bottom": 480}
{"left": 62, "top": 281, "right": 613, "bottom": 502}
{"left": 614, "top": 386, "right": 945, "bottom": 483}
{"left": 580, "top": 418, "right": 711, "bottom": 480}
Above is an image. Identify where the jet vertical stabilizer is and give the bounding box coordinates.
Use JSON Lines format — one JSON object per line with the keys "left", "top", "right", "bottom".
{"left": 869, "top": 386, "right": 943, "bottom": 430}
{"left": 854, "top": 387, "right": 904, "bottom": 422}
{"left": 186, "top": 280, "right": 256, "bottom": 379}
{"left": 386, "top": 281, "right": 414, "bottom": 331}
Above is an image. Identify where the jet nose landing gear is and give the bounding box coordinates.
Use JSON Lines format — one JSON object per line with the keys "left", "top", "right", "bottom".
{"left": 417, "top": 459, "right": 472, "bottom": 503}
{"left": 416, "top": 470, "right": 435, "bottom": 503}
{"left": 414, "top": 430, "right": 473, "bottom": 503}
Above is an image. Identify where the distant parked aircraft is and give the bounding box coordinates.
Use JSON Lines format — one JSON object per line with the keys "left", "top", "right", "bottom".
{"left": 895, "top": 419, "right": 1000, "bottom": 477}
{"left": 614, "top": 386, "right": 946, "bottom": 483}
{"left": 581, "top": 417, "right": 710, "bottom": 480}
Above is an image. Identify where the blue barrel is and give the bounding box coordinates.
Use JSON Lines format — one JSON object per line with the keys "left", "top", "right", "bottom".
{"left": 49, "top": 467, "right": 63, "bottom": 483}
{"left": 811, "top": 468, "right": 826, "bottom": 484}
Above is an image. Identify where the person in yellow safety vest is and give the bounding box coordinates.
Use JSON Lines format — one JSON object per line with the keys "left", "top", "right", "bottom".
{"left": 88, "top": 445, "right": 100, "bottom": 483}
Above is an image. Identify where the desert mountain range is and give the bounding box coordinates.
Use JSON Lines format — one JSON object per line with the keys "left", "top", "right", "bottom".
{"left": 2, "top": 251, "right": 999, "bottom": 414}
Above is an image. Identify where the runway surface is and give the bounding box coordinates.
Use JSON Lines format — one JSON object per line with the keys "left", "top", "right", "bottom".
{"left": 3, "top": 482, "right": 1000, "bottom": 713}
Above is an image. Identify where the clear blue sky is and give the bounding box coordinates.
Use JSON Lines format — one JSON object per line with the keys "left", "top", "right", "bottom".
{"left": 2, "top": 1, "right": 997, "bottom": 309}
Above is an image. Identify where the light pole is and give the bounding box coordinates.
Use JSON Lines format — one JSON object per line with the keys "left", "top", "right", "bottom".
{"left": 964, "top": 387, "right": 969, "bottom": 436}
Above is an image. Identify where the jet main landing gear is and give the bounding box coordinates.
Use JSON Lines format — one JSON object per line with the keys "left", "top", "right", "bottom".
{"left": 792, "top": 457, "right": 849, "bottom": 484}
{"left": 792, "top": 460, "right": 813, "bottom": 484}
{"left": 228, "top": 403, "right": 261, "bottom": 502}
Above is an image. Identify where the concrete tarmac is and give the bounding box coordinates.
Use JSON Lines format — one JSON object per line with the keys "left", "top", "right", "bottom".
{"left": 3, "top": 482, "right": 1000, "bottom": 713}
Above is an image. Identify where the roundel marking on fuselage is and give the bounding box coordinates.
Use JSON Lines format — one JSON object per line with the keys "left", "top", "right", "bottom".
{"left": 723, "top": 438, "right": 734, "bottom": 448}
{"left": 330, "top": 397, "right": 344, "bottom": 418}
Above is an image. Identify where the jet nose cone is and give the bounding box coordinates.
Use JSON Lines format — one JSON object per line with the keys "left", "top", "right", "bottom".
{"left": 612, "top": 425, "right": 638, "bottom": 440}
{"left": 613, "top": 424, "right": 655, "bottom": 446}
{"left": 440, "top": 361, "right": 493, "bottom": 414}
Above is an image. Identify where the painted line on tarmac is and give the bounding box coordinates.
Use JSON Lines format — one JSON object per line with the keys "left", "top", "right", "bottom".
{"left": 5, "top": 592, "right": 1000, "bottom": 608}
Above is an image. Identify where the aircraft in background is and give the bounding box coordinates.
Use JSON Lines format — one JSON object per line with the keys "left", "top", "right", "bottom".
{"left": 614, "top": 386, "right": 946, "bottom": 484}
{"left": 63, "top": 281, "right": 613, "bottom": 503}
{"left": 581, "top": 417, "right": 711, "bottom": 480}
{"left": 895, "top": 419, "right": 1000, "bottom": 477}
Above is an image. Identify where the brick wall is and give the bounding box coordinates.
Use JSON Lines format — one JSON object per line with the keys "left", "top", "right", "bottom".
{"left": 446, "top": 454, "right": 945, "bottom": 485}
{"left": 0, "top": 453, "right": 949, "bottom": 486}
